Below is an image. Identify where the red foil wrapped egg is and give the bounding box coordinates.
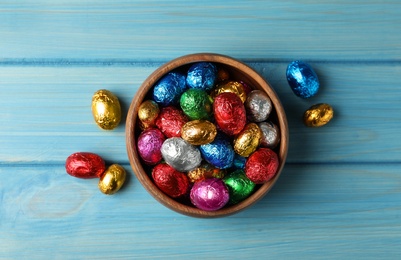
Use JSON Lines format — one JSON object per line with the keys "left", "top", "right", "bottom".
{"left": 137, "top": 128, "right": 165, "bottom": 165}
{"left": 155, "top": 106, "right": 189, "bottom": 138}
{"left": 245, "top": 148, "right": 279, "bottom": 184}
{"left": 152, "top": 163, "right": 190, "bottom": 198}
{"left": 213, "top": 92, "right": 246, "bottom": 136}
{"left": 65, "top": 152, "right": 106, "bottom": 179}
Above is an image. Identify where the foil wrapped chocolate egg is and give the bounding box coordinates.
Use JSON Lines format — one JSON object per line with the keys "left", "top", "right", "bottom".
{"left": 216, "top": 67, "right": 230, "bottom": 83}
{"left": 153, "top": 72, "right": 187, "bottom": 106}
{"left": 223, "top": 170, "right": 256, "bottom": 204}
{"left": 213, "top": 92, "right": 246, "bottom": 136}
{"left": 98, "top": 164, "right": 126, "bottom": 195}
{"left": 258, "top": 121, "right": 280, "bottom": 148}
{"left": 233, "top": 123, "right": 262, "bottom": 157}
{"left": 137, "top": 128, "right": 165, "bottom": 165}
{"left": 152, "top": 163, "right": 190, "bottom": 198}
{"left": 303, "top": 103, "right": 334, "bottom": 127}
{"left": 161, "top": 137, "right": 202, "bottom": 172}
{"left": 187, "top": 163, "right": 225, "bottom": 183}
{"left": 233, "top": 154, "right": 247, "bottom": 169}
{"left": 190, "top": 178, "right": 229, "bottom": 211}
{"left": 186, "top": 62, "right": 217, "bottom": 91}
{"left": 286, "top": 60, "right": 319, "bottom": 99}
{"left": 245, "top": 148, "right": 279, "bottom": 184}
{"left": 211, "top": 81, "right": 247, "bottom": 103}
{"left": 181, "top": 120, "right": 217, "bottom": 145}
{"left": 65, "top": 152, "right": 106, "bottom": 179}
{"left": 91, "top": 89, "right": 121, "bottom": 130}
{"left": 239, "top": 81, "right": 253, "bottom": 95}
{"left": 245, "top": 90, "right": 272, "bottom": 122}
{"left": 138, "top": 100, "right": 160, "bottom": 129}
{"left": 155, "top": 106, "right": 188, "bottom": 138}
{"left": 180, "top": 89, "right": 213, "bottom": 120}
{"left": 200, "top": 134, "right": 234, "bottom": 169}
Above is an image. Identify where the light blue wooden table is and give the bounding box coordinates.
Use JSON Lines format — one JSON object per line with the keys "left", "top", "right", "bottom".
{"left": 1, "top": 1, "right": 401, "bottom": 259}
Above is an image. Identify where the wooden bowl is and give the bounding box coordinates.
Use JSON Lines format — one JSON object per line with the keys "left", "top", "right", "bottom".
{"left": 126, "top": 53, "right": 288, "bottom": 218}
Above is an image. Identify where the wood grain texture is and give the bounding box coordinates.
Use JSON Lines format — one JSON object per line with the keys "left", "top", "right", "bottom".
{"left": 1, "top": 0, "right": 401, "bottom": 259}
{"left": 0, "top": 0, "right": 400, "bottom": 60}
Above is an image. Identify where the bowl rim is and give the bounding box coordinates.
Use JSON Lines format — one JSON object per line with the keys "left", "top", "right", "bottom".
{"left": 126, "top": 53, "right": 289, "bottom": 218}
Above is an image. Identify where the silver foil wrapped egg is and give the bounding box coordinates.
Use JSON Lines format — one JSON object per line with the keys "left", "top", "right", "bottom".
{"left": 258, "top": 121, "right": 280, "bottom": 149}
{"left": 161, "top": 137, "right": 202, "bottom": 172}
{"left": 245, "top": 90, "right": 272, "bottom": 122}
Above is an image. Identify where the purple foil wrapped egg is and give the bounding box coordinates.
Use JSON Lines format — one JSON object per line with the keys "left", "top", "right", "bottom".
{"left": 190, "top": 178, "right": 229, "bottom": 211}
{"left": 137, "top": 128, "right": 165, "bottom": 165}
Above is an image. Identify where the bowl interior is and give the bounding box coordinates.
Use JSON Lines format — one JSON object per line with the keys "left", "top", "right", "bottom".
{"left": 126, "top": 53, "right": 288, "bottom": 218}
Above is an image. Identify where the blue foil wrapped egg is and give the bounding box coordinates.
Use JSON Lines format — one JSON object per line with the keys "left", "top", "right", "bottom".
{"left": 186, "top": 62, "right": 217, "bottom": 91}
{"left": 286, "top": 60, "right": 319, "bottom": 99}
{"left": 200, "top": 134, "right": 235, "bottom": 169}
{"left": 153, "top": 72, "right": 187, "bottom": 106}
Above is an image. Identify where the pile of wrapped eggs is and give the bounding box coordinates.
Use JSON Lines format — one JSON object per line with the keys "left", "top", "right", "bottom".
{"left": 136, "top": 62, "right": 281, "bottom": 211}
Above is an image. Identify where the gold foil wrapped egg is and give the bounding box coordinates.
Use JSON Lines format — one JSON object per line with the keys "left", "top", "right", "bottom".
{"left": 234, "top": 123, "right": 262, "bottom": 157}
{"left": 91, "top": 89, "right": 121, "bottom": 130}
{"left": 211, "top": 81, "right": 247, "bottom": 103}
{"left": 181, "top": 120, "right": 217, "bottom": 145}
{"left": 98, "top": 164, "right": 126, "bottom": 195}
{"left": 187, "top": 163, "right": 225, "bottom": 183}
{"left": 138, "top": 100, "right": 160, "bottom": 129}
{"left": 303, "top": 103, "right": 334, "bottom": 127}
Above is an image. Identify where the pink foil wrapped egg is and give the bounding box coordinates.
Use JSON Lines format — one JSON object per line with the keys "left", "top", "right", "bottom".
{"left": 137, "top": 128, "right": 165, "bottom": 165}
{"left": 190, "top": 178, "right": 229, "bottom": 211}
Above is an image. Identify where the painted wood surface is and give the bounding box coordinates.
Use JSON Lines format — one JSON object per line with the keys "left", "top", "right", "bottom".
{"left": 1, "top": 1, "right": 401, "bottom": 259}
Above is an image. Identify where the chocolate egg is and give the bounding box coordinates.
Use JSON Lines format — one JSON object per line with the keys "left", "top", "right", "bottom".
{"left": 153, "top": 72, "right": 187, "bottom": 106}
{"left": 180, "top": 89, "right": 213, "bottom": 120}
{"left": 138, "top": 100, "right": 160, "bottom": 129}
{"left": 200, "top": 134, "right": 235, "bottom": 169}
{"left": 155, "top": 106, "right": 188, "bottom": 138}
{"left": 286, "top": 60, "right": 319, "bottom": 99}
{"left": 234, "top": 123, "right": 262, "bottom": 157}
{"left": 216, "top": 67, "right": 230, "bottom": 83}
{"left": 65, "top": 152, "right": 105, "bottom": 179}
{"left": 161, "top": 137, "right": 202, "bottom": 172}
{"left": 98, "top": 164, "right": 126, "bottom": 195}
{"left": 258, "top": 121, "right": 280, "bottom": 148}
{"left": 91, "top": 89, "right": 121, "bottom": 130}
{"left": 245, "top": 90, "right": 272, "bottom": 122}
{"left": 303, "top": 103, "right": 334, "bottom": 127}
{"left": 223, "top": 170, "right": 256, "bottom": 204}
{"left": 213, "top": 92, "right": 246, "bottom": 136}
{"left": 137, "top": 128, "right": 165, "bottom": 165}
{"left": 181, "top": 120, "right": 217, "bottom": 145}
{"left": 152, "top": 163, "right": 190, "bottom": 198}
{"left": 233, "top": 154, "right": 247, "bottom": 169}
{"left": 187, "top": 163, "right": 225, "bottom": 183}
{"left": 245, "top": 148, "right": 279, "bottom": 184}
{"left": 186, "top": 62, "right": 217, "bottom": 91}
{"left": 190, "top": 178, "right": 229, "bottom": 211}
{"left": 211, "top": 81, "right": 247, "bottom": 103}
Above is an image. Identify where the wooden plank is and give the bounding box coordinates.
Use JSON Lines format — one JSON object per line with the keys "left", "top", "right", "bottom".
{"left": 1, "top": 164, "right": 400, "bottom": 259}
{"left": 0, "top": 0, "right": 400, "bottom": 61}
{"left": 1, "top": 62, "right": 400, "bottom": 163}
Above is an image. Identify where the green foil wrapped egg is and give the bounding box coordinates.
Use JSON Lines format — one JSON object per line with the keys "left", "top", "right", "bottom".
{"left": 223, "top": 169, "right": 256, "bottom": 204}
{"left": 180, "top": 89, "right": 213, "bottom": 120}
